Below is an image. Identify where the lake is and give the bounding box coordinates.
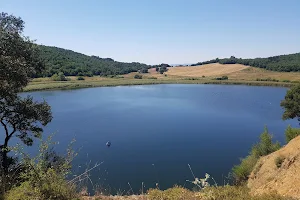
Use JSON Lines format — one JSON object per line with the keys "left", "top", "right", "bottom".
{"left": 25, "top": 84, "right": 297, "bottom": 194}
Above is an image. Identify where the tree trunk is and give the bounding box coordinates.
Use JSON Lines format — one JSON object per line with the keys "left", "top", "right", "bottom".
{"left": 0, "top": 137, "right": 10, "bottom": 193}
{"left": 1, "top": 139, "right": 9, "bottom": 173}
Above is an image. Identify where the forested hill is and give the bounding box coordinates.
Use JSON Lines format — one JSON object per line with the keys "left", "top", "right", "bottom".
{"left": 191, "top": 53, "right": 300, "bottom": 72}
{"left": 38, "top": 45, "right": 151, "bottom": 77}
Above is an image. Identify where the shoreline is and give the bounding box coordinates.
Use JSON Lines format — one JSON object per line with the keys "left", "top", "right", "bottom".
{"left": 24, "top": 78, "right": 294, "bottom": 92}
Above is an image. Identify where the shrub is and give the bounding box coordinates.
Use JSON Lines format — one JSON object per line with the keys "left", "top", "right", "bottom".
{"left": 232, "top": 155, "right": 258, "bottom": 184}
{"left": 215, "top": 76, "right": 228, "bottom": 80}
{"left": 77, "top": 76, "right": 85, "bottom": 80}
{"left": 282, "top": 80, "right": 291, "bottom": 83}
{"left": 5, "top": 136, "right": 78, "bottom": 200}
{"left": 140, "top": 68, "right": 149, "bottom": 73}
{"left": 51, "top": 72, "right": 68, "bottom": 81}
{"left": 202, "top": 75, "right": 206, "bottom": 78}
{"left": 134, "top": 74, "right": 143, "bottom": 79}
{"left": 285, "top": 125, "right": 300, "bottom": 143}
{"left": 232, "top": 126, "right": 280, "bottom": 184}
{"left": 275, "top": 156, "right": 285, "bottom": 168}
{"left": 251, "top": 126, "right": 281, "bottom": 158}
{"left": 222, "top": 76, "right": 228, "bottom": 80}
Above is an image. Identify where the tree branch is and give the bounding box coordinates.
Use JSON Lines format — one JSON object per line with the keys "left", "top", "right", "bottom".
{"left": 0, "top": 119, "right": 9, "bottom": 138}
{"left": 8, "top": 125, "right": 16, "bottom": 139}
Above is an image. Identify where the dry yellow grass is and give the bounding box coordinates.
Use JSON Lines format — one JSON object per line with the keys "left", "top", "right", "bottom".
{"left": 229, "top": 67, "right": 300, "bottom": 81}
{"left": 166, "top": 63, "right": 249, "bottom": 77}
{"left": 248, "top": 136, "right": 300, "bottom": 199}
{"left": 165, "top": 63, "right": 300, "bottom": 82}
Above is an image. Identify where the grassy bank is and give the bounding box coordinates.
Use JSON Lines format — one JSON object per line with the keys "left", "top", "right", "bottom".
{"left": 25, "top": 77, "right": 294, "bottom": 92}
{"left": 25, "top": 64, "right": 300, "bottom": 92}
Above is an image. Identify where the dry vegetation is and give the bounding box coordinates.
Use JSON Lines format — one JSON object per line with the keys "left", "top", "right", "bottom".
{"left": 166, "top": 63, "right": 300, "bottom": 81}
{"left": 228, "top": 67, "right": 300, "bottom": 81}
{"left": 166, "top": 63, "right": 248, "bottom": 77}
{"left": 81, "top": 186, "right": 292, "bottom": 200}
{"left": 248, "top": 135, "right": 300, "bottom": 199}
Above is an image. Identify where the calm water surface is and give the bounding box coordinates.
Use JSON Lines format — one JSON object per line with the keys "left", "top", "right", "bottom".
{"left": 25, "top": 84, "right": 297, "bottom": 193}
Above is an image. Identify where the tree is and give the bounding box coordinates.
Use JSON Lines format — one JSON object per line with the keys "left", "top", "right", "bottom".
{"left": 0, "top": 13, "right": 44, "bottom": 96}
{"left": 281, "top": 84, "right": 300, "bottom": 123}
{"left": 159, "top": 63, "right": 170, "bottom": 74}
{"left": 140, "top": 68, "right": 148, "bottom": 73}
{"left": 0, "top": 96, "right": 52, "bottom": 171}
{"left": 251, "top": 126, "right": 280, "bottom": 157}
{"left": 0, "top": 13, "right": 52, "bottom": 187}
{"left": 155, "top": 66, "right": 159, "bottom": 72}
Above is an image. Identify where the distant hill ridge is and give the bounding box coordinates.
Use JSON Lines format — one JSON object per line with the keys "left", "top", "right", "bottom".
{"left": 38, "top": 45, "right": 151, "bottom": 77}
{"left": 191, "top": 53, "right": 300, "bottom": 72}
{"left": 38, "top": 45, "right": 300, "bottom": 77}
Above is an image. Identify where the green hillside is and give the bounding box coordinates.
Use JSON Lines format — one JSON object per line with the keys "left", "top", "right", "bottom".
{"left": 38, "top": 45, "right": 151, "bottom": 77}
{"left": 191, "top": 53, "right": 300, "bottom": 72}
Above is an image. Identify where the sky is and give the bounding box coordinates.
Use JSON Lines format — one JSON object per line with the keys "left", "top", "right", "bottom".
{"left": 1, "top": 0, "right": 300, "bottom": 65}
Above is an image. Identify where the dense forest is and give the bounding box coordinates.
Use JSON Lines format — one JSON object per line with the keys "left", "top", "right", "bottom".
{"left": 38, "top": 45, "right": 152, "bottom": 77}
{"left": 191, "top": 53, "right": 300, "bottom": 72}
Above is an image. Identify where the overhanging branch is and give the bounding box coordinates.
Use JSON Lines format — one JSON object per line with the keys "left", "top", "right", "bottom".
{"left": 0, "top": 119, "right": 9, "bottom": 138}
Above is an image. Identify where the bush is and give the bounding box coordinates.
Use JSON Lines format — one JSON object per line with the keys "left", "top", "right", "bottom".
{"left": 232, "top": 126, "right": 280, "bottom": 184}
{"left": 140, "top": 68, "right": 149, "bottom": 73}
{"left": 5, "top": 136, "right": 78, "bottom": 200}
{"left": 275, "top": 156, "right": 285, "bottom": 168}
{"left": 77, "top": 76, "right": 85, "bottom": 80}
{"left": 215, "top": 76, "right": 228, "bottom": 80}
{"left": 134, "top": 74, "right": 143, "bottom": 79}
{"left": 51, "top": 72, "right": 68, "bottom": 81}
{"left": 285, "top": 125, "right": 300, "bottom": 143}
{"left": 232, "top": 155, "right": 258, "bottom": 184}
{"left": 251, "top": 126, "right": 281, "bottom": 158}
{"left": 282, "top": 80, "right": 291, "bottom": 83}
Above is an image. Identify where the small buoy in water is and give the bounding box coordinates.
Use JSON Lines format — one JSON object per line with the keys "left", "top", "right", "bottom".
{"left": 106, "top": 141, "right": 111, "bottom": 147}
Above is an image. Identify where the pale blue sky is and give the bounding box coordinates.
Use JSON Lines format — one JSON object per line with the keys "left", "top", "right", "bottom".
{"left": 2, "top": 0, "right": 300, "bottom": 64}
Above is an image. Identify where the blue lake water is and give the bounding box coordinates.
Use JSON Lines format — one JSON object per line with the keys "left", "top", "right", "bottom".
{"left": 24, "top": 84, "right": 297, "bottom": 194}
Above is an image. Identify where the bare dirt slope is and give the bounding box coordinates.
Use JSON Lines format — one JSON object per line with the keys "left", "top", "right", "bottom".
{"left": 166, "top": 63, "right": 249, "bottom": 77}
{"left": 248, "top": 136, "right": 300, "bottom": 199}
